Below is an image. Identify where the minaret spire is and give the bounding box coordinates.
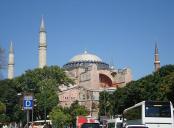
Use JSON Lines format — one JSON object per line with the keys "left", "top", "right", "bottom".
{"left": 40, "top": 16, "right": 45, "bottom": 32}
{"left": 9, "top": 41, "right": 14, "bottom": 53}
{"left": 8, "top": 41, "right": 14, "bottom": 79}
{"left": 154, "top": 42, "right": 160, "bottom": 71}
{"left": 38, "top": 16, "right": 47, "bottom": 68}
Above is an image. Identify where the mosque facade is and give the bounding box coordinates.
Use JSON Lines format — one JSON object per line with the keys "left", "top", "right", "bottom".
{"left": 7, "top": 17, "right": 135, "bottom": 118}
{"left": 58, "top": 51, "right": 132, "bottom": 117}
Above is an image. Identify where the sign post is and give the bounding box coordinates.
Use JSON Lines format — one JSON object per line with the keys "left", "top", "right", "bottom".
{"left": 23, "top": 95, "right": 33, "bottom": 128}
{"left": 23, "top": 95, "right": 33, "bottom": 110}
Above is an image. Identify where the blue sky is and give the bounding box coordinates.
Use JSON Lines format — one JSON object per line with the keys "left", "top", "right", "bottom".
{"left": 0, "top": 0, "right": 174, "bottom": 80}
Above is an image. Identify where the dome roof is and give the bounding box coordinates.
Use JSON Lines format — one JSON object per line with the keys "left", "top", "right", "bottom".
{"left": 69, "top": 51, "right": 102, "bottom": 62}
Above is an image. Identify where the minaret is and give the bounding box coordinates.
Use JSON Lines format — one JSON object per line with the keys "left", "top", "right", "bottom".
{"left": 8, "top": 41, "right": 14, "bottom": 79}
{"left": 154, "top": 43, "right": 160, "bottom": 71}
{"left": 38, "top": 16, "right": 47, "bottom": 68}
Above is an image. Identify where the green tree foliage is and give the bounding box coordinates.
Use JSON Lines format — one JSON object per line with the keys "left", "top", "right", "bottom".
{"left": 0, "top": 79, "right": 20, "bottom": 122}
{"left": 0, "top": 66, "right": 73, "bottom": 123}
{"left": 49, "top": 106, "right": 71, "bottom": 128}
{"left": 0, "top": 101, "right": 6, "bottom": 114}
{"left": 111, "top": 88, "right": 126, "bottom": 115}
{"left": 14, "top": 66, "right": 74, "bottom": 120}
{"left": 49, "top": 101, "right": 88, "bottom": 128}
{"left": 99, "top": 65, "right": 174, "bottom": 117}
{"left": 0, "top": 114, "right": 10, "bottom": 123}
{"left": 162, "top": 73, "right": 174, "bottom": 102}
{"left": 15, "top": 66, "right": 73, "bottom": 91}
{"left": 69, "top": 101, "right": 88, "bottom": 126}
{"left": 98, "top": 91, "right": 113, "bottom": 117}
{"left": 35, "top": 79, "right": 58, "bottom": 119}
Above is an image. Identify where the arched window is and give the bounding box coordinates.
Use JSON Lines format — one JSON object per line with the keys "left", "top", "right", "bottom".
{"left": 99, "top": 74, "right": 112, "bottom": 87}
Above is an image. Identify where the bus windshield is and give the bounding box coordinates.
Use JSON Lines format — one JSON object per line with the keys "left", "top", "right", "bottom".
{"left": 145, "top": 105, "right": 171, "bottom": 117}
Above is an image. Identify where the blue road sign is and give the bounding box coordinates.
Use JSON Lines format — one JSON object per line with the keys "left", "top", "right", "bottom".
{"left": 23, "top": 95, "right": 33, "bottom": 110}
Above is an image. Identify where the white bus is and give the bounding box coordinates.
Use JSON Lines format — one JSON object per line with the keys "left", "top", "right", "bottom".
{"left": 123, "top": 101, "right": 174, "bottom": 128}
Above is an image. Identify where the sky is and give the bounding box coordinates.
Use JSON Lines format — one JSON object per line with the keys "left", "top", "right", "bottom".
{"left": 0, "top": 0, "right": 174, "bottom": 80}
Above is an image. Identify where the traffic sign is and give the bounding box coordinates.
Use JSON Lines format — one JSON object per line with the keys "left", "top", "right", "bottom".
{"left": 23, "top": 95, "right": 33, "bottom": 110}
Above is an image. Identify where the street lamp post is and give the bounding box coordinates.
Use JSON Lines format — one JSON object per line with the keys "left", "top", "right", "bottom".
{"left": 17, "top": 93, "right": 23, "bottom": 128}
{"left": 44, "top": 90, "right": 46, "bottom": 123}
{"left": 41, "top": 72, "right": 49, "bottom": 124}
{"left": 41, "top": 85, "right": 47, "bottom": 124}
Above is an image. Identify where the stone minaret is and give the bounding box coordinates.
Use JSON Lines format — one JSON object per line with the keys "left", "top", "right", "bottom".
{"left": 154, "top": 43, "right": 160, "bottom": 71}
{"left": 8, "top": 41, "right": 14, "bottom": 79}
{"left": 38, "top": 17, "right": 47, "bottom": 68}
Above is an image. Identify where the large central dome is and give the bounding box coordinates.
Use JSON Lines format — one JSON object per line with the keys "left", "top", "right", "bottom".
{"left": 63, "top": 51, "right": 109, "bottom": 70}
{"left": 69, "top": 51, "right": 102, "bottom": 62}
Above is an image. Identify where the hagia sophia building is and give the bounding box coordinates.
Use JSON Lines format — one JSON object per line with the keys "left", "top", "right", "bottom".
{"left": 7, "top": 17, "right": 160, "bottom": 117}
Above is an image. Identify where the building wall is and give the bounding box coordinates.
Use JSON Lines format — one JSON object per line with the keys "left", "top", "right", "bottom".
{"left": 59, "top": 87, "right": 80, "bottom": 107}
{"left": 58, "top": 63, "right": 132, "bottom": 117}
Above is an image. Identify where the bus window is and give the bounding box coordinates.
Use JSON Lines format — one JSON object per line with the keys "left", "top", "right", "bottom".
{"left": 124, "top": 106, "right": 142, "bottom": 120}
{"left": 145, "top": 105, "right": 171, "bottom": 117}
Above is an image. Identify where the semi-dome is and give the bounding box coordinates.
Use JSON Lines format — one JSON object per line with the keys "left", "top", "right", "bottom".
{"left": 69, "top": 51, "right": 102, "bottom": 62}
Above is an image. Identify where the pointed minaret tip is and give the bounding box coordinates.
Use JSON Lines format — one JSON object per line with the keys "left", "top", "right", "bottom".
{"left": 155, "top": 41, "right": 158, "bottom": 54}
{"left": 154, "top": 42, "right": 160, "bottom": 71}
{"left": 40, "top": 16, "right": 45, "bottom": 32}
{"left": 9, "top": 41, "right": 14, "bottom": 53}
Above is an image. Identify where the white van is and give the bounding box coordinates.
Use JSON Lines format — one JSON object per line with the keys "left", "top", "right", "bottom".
{"left": 106, "top": 117, "right": 123, "bottom": 128}
{"left": 125, "top": 125, "right": 148, "bottom": 128}
{"left": 26, "top": 120, "right": 52, "bottom": 128}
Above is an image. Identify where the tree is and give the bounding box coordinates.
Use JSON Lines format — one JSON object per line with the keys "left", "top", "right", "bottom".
{"left": 49, "top": 106, "right": 71, "bottom": 128}
{"left": 35, "top": 79, "right": 58, "bottom": 119}
{"left": 98, "top": 65, "right": 174, "bottom": 117}
{"left": 98, "top": 91, "right": 112, "bottom": 117}
{"left": 49, "top": 101, "right": 88, "bottom": 128}
{"left": 14, "top": 66, "right": 74, "bottom": 120}
{"left": 0, "top": 79, "right": 19, "bottom": 122}
{"left": 0, "top": 114, "right": 10, "bottom": 123}
{"left": 111, "top": 87, "right": 127, "bottom": 115}
{"left": 0, "top": 101, "right": 5, "bottom": 114}
{"left": 69, "top": 101, "right": 88, "bottom": 126}
{"left": 0, "top": 65, "right": 74, "bottom": 124}
{"left": 162, "top": 72, "right": 174, "bottom": 102}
